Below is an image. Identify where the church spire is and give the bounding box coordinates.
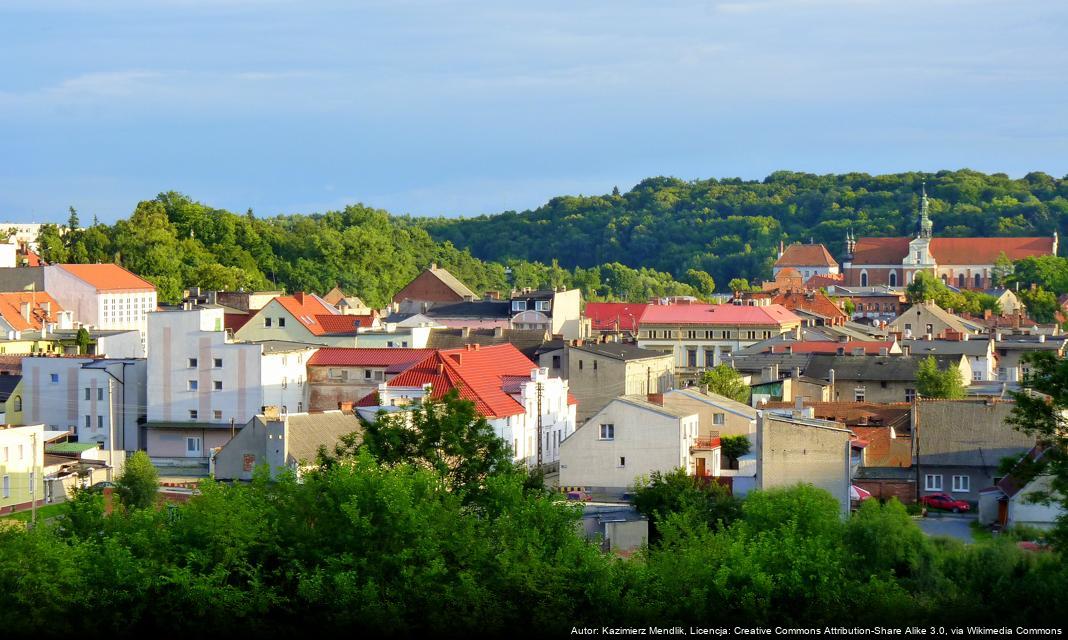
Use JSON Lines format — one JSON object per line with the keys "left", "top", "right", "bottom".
{"left": 918, "top": 181, "right": 933, "bottom": 239}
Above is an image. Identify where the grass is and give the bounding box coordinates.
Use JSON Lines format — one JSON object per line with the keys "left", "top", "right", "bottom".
{"left": 0, "top": 502, "right": 67, "bottom": 523}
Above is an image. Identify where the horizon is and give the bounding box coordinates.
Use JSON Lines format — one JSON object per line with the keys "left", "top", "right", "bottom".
{"left": 2, "top": 0, "right": 1066, "bottom": 223}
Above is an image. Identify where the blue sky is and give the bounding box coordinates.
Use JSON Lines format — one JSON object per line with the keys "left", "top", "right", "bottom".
{"left": 1, "top": 0, "right": 1065, "bottom": 223}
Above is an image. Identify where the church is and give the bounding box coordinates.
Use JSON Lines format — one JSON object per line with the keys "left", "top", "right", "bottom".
{"left": 840, "top": 186, "right": 1057, "bottom": 289}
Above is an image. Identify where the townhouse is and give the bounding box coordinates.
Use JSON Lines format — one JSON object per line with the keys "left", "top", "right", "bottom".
{"left": 306, "top": 347, "right": 432, "bottom": 412}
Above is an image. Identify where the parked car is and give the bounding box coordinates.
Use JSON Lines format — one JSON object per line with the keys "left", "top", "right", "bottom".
{"left": 565, "top": 490, "right": 592, "bottom": 502}
{"left": 921, "top": 493, "right": 971, "bottom": 513}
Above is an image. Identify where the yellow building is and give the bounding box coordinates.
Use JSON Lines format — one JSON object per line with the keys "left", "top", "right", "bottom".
{"left": 0, "top": 424, "right": 46, "bottom": 515}
{"left": 0, "top": 376, "right": 23, "bottom": 425}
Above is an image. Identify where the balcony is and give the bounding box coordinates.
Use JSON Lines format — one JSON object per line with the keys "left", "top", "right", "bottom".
{"left": 691, "top": 433, "right": 721, "bottom": 451}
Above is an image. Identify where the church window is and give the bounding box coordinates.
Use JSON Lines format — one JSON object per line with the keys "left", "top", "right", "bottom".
{"left": 975, "top": 273, "right": 982, "bottom": 288}
{"left": 958, "top": 274, "right": 965, "bottom": 289}
{"left": 888, "top": 271, "right": 897, "bottom": 287}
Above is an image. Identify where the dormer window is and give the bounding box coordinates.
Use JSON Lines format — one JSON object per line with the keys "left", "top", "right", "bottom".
{"left": 512, "top": 300, "right": 527, "bottom": 312}
{"left": 535, "top": 300, "right": 550, "bottom": 312}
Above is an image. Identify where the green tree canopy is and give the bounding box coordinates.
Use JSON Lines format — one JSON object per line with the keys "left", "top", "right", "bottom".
{"left": 915, "top": 355, "right": 965, "bottom": 399}
{"left": 114, "top": 451, "right": 159, "bottom": 510}
{"left": 698, "top": 364, "right": 750, "bottom": 404}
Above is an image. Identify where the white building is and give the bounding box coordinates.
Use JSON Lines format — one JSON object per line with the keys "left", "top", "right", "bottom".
{"left": 558, "top": 395, "right": 712, "bottom": 496}
{"left": 44, "top": 263, "right": 158, "bottom": 356}
{"left": 363, "top": 344, "right": 576, "bottom": 465}
{"left": 144, "top": 306, "right": 318, "bottom": 468}
{"left": 0, "top": 223, "right": 49, "bottom": 252}
{"left": 20, "top": 356, "right": 147, "bottom": 463}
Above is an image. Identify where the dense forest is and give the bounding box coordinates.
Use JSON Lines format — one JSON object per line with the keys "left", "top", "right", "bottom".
{"left": 1, "top": 393, "right": 1065, "bottom": 634}
{"left": 29, "top": 170, "right": 1068, "bottom": 306}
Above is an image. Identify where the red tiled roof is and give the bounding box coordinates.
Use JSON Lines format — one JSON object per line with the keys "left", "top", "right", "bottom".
{"left": 585, "top": 303, "right": 650, "bottom": 332}
{"left": 0, "top": 291, "right": 64, "bottom": 331}
{"left": 640, "top": 303, "right": 801, "bottom": 326}
{"left": 768, "top": 340, "right": 895, "bottom": 355}
{"left": 309, "top": 347, "right": 433, "bottom": 369}
{"left": 385, "top": 343, "right": 536, "bottom": 418}
{"left": 775, "top": 243, "right": 838, "bottom": 268}
{"left": 850, "top": 237, "right": 910, "bottom": 265}
{"left": 930, "top": 237, "right": 1054, "bottom": 264}
{"left": 314, "top": 314, "right": 375, "bottom": 334}
{"left": 805, "top": 273, "right": 844, "bottom": 287}
{"left": 20, "top": 248, "right": 44, "bottom": 267}
{"left": 271, "top": 292, "right": 343, "bottom": 336}
{"left": 56, "top": 263, "right": 155, "bottom": 292}
{"left": 772, "top": 290, "right": 848, "bottom": 322}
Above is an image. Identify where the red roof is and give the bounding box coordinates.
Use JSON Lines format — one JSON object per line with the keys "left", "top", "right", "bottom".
{"left": 56, "top": 263, "right": 155, "bottom": 292}
{"left": 309, "top": 347, "right": 433, "bottom": 370}
{"left": 271, "top": 292, "right": 345, "bottom": 336}
{"left": 851, "top": 236, "right": 1054, "bottom": 265}
{"left": 930, "top": 237, "right": 1054, "bottom": 264}
{"left": 640, "top": 303, "right": 801, "bottom": 326}
{"left": 805, "top": 273, "right": 844, "bottom": 287}
{"left": 0, "top": 291, "right": 64, "bottom": 331}
{"left": 850, "top": 237, "right": 911, "bottom": 265}
{"left": 314, "top": 314, "right": 376, "bottom": 334}
{"left": 385, "top": 343, "right": 536, "bottom": 418}
{"left": 771, "top": 290, "right": 848, "bottom": 322}
{"left": 585, "top": 303, "right": 650, "bottom": 332}
{"left": 775, "top": 243, "right": 838, "bottom": 268}
{"left": 224, "top": 313, "right": 251, "bottom": 333}
{"left": 768, "top": 340, "right": 895, "bottom": 355}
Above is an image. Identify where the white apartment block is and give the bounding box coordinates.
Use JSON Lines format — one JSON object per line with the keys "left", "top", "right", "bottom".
{"left": 44, "top": 264, "right": 157, "bottom": 356}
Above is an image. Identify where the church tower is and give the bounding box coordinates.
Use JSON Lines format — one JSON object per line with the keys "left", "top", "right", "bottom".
{"left": 918, "top": 181, "right": 933, "bottom": 239}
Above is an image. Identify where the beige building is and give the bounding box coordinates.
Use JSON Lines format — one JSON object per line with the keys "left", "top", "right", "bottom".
{"left": 558, "top": 396, "right": 716, "bottom": 496}
{"left": 755, "top": 411, "right": 854, "bottom": 517}
{"left": 568, "top": 342, "right": 675, "bottom": 423}
{"left": 888, "top": 301, "right": 983, "bottom": 339}
{"left": 806, "top": 353, "right": 971, "bottom": 404}
{"left": 663, "top": 387, "right": 756, "bottom": 439}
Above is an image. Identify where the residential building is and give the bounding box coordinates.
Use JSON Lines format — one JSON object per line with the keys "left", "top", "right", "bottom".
{"left": 352, "top": 326, "right": 434, "bottom": 349}
{"left": 978, "top": 446, "right": 1064, "bottom": 530}
{"left": 749, "top": 367, "right": 832, "bottom": 406}
{"left": 558, "top": 395, "right": 710, "bottom": 497}
{"left": 637, "top": 302, "right": 802, "bottom": 384}
{"left": 0, "top": 223, "right": 49, "bottom": 252}
{"left": 0, "top": 375, "right": 23, "bottom": 425}
{"left": 45, "top": 328, "right": 144, "bottom": 358}
{"left": 144, "top": 307, "right": 318, "bottom": 469}
{"left": 994, "top": 333, "right": 1068, "bottom": 382}
{"left": 762, "top": 339, "right": 900, "bottom": 356}
{"left": 567, "top": 341, "right": 675, "bottom": 423}
{"left": 234, "top": 292, "right": 377, "bottom": 347}
{"left": 916, "top": 399, "right": 1035, "bottom": 504}
{"left": 212, "top": 408, "right": 362, "bottom": 481}
{"left": 43, "top": 263, "right": 157, "bottom": 355}
{"left": 20, "top": 356, "right": 146, "bottom": 460}
{"left": 805, "top": 353, "right": 971, "bottom": 404}
{"left": 0, "top": 291, "right": 72, "bottom": 336}
{"left": 0, "top": 424, "right": 51, "bottom": 515}
{"left": 663, "top": 387, "right": 757, "bottom": 441}
{"left": 363, "top": 344, "right": 576, "bottom": 465}
{"left": 773, "top": 242, "right": 839, "bottom": 280}
{"left": 770, "top": 290, "right": 849, "bottom": 326}
{"left": 755, "top": 411, "right": 854, "bottom": 517}
{"left": 823, "top": 284, "right": 907, "bottom": 323}
{"left": 904, "top": 337, "right": 996, "bottom": 381}
{"left": 306, "top": 347, "right": 432, "bottom": 412}
{"left": 508, "top": 288, "right": 586, "bottom": 339}
{"left": 841, "top": 187, "right": 1056, "bottom": 288}
{"left": 392, "top": 263, "right": 477, "bottom": 304}
{"left": 888, "top": 301, "right": 984, "bottom": 339}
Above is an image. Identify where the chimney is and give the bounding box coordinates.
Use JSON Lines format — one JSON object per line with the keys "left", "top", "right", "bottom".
{"left": 792, "top": 366, "right": 801, "bottom": 379}
{"left": 983, "top": 309, "right": 992, "bottom": 320}
{"left": 461, "top": 327, "right": 470, "bottom": 338}
{"left": 438, "top": 362, "right": 447, "bottom": 373}
{"left": 338, "top": 401, "right": 354, "bottom": 413}
{"left": 902, "top": 344, "right": 911, "bottom": 356}
{"left": 770, "top": 363, "right": 779, "bottom": 380}
{"left": 839, "top": 335, "right": 849, "bottom": 343}
{"left": 484, "top": 291, "right": 500, "bottom": 300}
{"left": 647, "top": 393, "right": 664, "bottom": 406}
{"left": 294, "top": 292, "right": 304, "bottom": 304}
{"left": 430, "top": 262, "right": 437, "bottom": 270}
{"left": 924, "top": 333, "right": 932, "bottom": 341}
{"left": 1039, "top": 334, "right": 1046, "bottom": 343}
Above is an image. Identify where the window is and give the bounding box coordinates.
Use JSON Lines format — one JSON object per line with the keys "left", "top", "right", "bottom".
{"left": 188, "top": 380, "right": 198, "bottom": 391}
{"left": 854, "top": 387, "right": 866, "bottom": 402}
{"left": 213, "top": 358, "right": 223, "bottom": 368}
{"left": 98, "top": 415, "right": 104, "bottom": 431}
{"left": 599, "top": 424, "right": 615, "bottom": 440}
{"left": 213, "top": 410, "right": 223, "bottom": 420}
{"left": 888, "top": 271, "right": 897, "bottom": 287}
{"left": 98, "top": 388, "right": 104, "bottom": 401}
{"left": 904, "top": 323, "right": 912, "bottom": 332}
{"left": 713, "top": 413, "right": 725, "bottom": 425}
{"left": 535, "top": 300, "right": 550, "bottom": 312}
{"left": 265, "top": 317, "right": 273, "bottom": 327}
{"left": 860, "top": 271, "right": 868, "bottom": 287}
{"left": 952, "top": 475, "right": 970, "bottom": 493}
{"left": 213, "top": 380, "right": 223, "bottom": 391}
{"left": 50, "top": 373, "right": 59, "bottom": 384}
{"left": 2, "top": 476, "right": 8, "bottom": 498}
{"left": 593, "top": 360, "right": 598, "bottom": 370}
{"left": 13, "top": 395, "right": 20, "bottom": 411}
{"left": 905, "top": 388, "right": 916, "bottom": 402}
{"left": 512, "top": 300, "right": 527, "bottom": 312}
{"left": 975, "top": 273, "right": 982, "bottom": 288}
{"left": 17, "top": 444, "right": 23, "bottom": 460}
{"left": 84, "top": 387, "right": 91, "bottom": 400}
{"left": 373, "top": 371, "right": 384, "bottom": 381}
{"left": 298, "top": 401, "right": 303, "bottom": 412}
{"left": 687, "top": 350, "right": 697, "bottom": 368}
{"left": 278, "top": 317, "right": 286, "bottom": 327}
{"left": 189, "top": 410, "right": 198, "bottom": 420}
{"left": 973, "top": 371, "right": 983, "bottom": 381}
{"left": 552, "top": 355, "right": 561, "bottom": 369}
{"left": 705, "top": 349, "right": 715, "bottom": 366}
{"left": 924, "top": 474, "right": 943, "bottom": 491}
{"left": 186, "top": 437, "right": 202, "bottom": 454}
{"left": 618, "top": 456, "right": 626, "bottom": 468}
{"left": 363, "top": 369, "right": 372, "bottom": 379}
{"left": 188, "top": 358, "right": 198, "bottom": 368}
{"left": 578, "top": 360, "right": 583, "bottom": 370}
{"left": 282, "top": 377, "right": 288, "bottom": 389}
{"left": 1, "top": 446, "right": 6, "bottom": 462}
{"left": 84, "top": 415, "right": 91, "bottom": 430}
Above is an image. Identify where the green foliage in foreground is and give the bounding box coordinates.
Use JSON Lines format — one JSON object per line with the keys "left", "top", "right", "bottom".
{"left": 1, "top": 392, "right": 1066, "bottom": 632}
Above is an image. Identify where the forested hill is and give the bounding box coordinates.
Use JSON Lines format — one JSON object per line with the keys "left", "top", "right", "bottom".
{"left": 419, "top": 170, "right": 1068, "bottom": 289}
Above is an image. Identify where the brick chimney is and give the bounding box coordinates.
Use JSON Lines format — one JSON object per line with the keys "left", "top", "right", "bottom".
{"left": 338, "top": 401, "right": 355, "bottom": 413}
{"left": 647, "top": 393, "right": 664, "bottom": 406}
{"left": 294, "top": 291, "right": 305, "bottom": 304}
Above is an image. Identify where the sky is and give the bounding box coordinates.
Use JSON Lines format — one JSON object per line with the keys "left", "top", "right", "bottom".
{"left": 0, "top": 0, "right": 1066, "bottom": 223}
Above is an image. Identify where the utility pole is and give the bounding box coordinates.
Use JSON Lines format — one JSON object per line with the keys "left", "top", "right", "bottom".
{"left": 536, "top": 381, "right": 544, "bottom": 468}
{"left": 30, "top": 431, "right": 37, "bottom": 528}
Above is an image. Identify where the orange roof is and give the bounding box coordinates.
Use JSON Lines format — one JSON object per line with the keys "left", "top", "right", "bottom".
{"left": 850, "top": 237, "right": 911, "bottom": 265}
{"left": 385, "top": 343, "right": 536, "bottom": 418}
{"left": 56, "top": 264, "right": 155, "bottom": 292}
{"left": 0, "top": 291, "right": 64, "bottom": 331}
{"left": 777, "top": 267, "right": 801, "bottom": 278}
{"left": 930, "top": 237, "right": 1054, "bottom": 264}
{"left": 775, "top": 243, "right": 838, "bottom": 268}
{"left": 271, "top": 292, "right": 343, "bottom": 336}
{"left": 772, "top": 290, "right": 848, "bottom": 322}
{"left": 805, "top": 273, "right": 844, "bottom": 287}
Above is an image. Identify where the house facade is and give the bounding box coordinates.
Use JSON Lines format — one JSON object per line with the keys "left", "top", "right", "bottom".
{"left": 0, "top": 424, "right": 48, "bottom": 515}
{"left": 772, "top": 242, "right": 839, "bottom": 280}
{"left": 306, "top": 347, "right": 432, "bottom": 412}
{"left": 234, "top": 292, "right": 373, "bottom": 347}
{"left": 755, "top": 411, "right": 854, "bottom": 517}
{"left": 889, "top": 301, "right": 983, "bottom": 339}
{"left": 806, "top": 353, "right": 971, "bottom": 404}
{"left": 392, "top": 263, "right": 477, "bottom": 304}
{"left": 145, "top": 307, "right": 317, "bottom": 468}
{"left": 567, "top": 342, "right": 675, "bottom": 423}
{"left": 43, "top": 264, "right": 157, "bottom": 355}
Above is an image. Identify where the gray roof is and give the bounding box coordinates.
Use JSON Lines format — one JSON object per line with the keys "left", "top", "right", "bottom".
{"left": 995, "top": 336, "right": 1067, "bottom": 351}
{"left": 664, "top": 387, "right": 758, "bottom": 419}
{"left": 246, "top": 340, "right": 322, "bottom": 354}
{"left": 617, "top": 395, "right": 696, "bottom": 419}
{"left": 0, "top": 374, "right": 20, "bottom": 402}
{"left": 724, "top": 352, "right": 814, "bottom": 375}
{"left": 903, "top": 339, "right": 991, "bottom": 357}
{"left": 0, "top": 267, "right": 44, "bottom": 293}
{"left": 571, "top": 342, "right": 672, "bottom": 362}
{"left": 423, "top": 300, "right": 511, "bottom": 319}
{"left": 427, "top": 267, "right": 478, "bottom": 299}
{"left": 285, "top": 411, "right": 362, "bottom": 463}
{"left": 805, "top": 353, "right": 963, "bottom": 382}
{"left": 917, "top": 400, "right": 1034, "bottom": 468}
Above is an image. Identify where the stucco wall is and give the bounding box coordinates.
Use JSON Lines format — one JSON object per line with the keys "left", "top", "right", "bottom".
{"left": 757, "top": 413, "right": 851, "bottom": 517}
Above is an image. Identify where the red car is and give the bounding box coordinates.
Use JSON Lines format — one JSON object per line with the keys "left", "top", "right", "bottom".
{"left": 921, "top": 493, "right": 971, "bottom": 513}
{"left": 565, "top": 490, "right": 593, "bottom": 502}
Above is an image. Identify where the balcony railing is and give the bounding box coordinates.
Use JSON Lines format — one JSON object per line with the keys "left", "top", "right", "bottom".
{"left": 691, "top": 433, "right": 721, "bottom": 451}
